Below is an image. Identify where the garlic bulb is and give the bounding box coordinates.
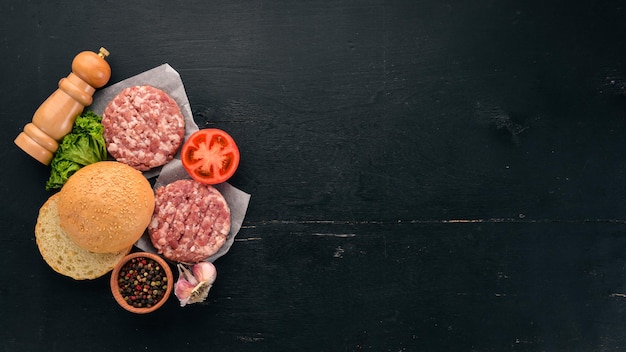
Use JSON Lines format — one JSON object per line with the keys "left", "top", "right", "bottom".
{"left": 174, "top": 261, "right": 217, "bottom": 307}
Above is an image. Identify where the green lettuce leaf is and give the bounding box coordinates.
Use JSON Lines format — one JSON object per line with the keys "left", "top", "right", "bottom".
{"left": 45, "top": 110, "right": 107, "bottom": 190}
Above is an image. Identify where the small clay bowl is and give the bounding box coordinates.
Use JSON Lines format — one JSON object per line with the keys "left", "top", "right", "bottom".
{"left": 110, "top": 252, "right": 173, "bottom": 314}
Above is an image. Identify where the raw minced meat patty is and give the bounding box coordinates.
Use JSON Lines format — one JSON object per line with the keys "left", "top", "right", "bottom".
{"left": 102, "top": 85, "right": 185, "bottom": 171}
{"left": 148, "top": 179, "right": 231, "bottom": 263}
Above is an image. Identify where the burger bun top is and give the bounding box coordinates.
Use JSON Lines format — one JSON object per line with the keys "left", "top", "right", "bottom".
{"left": 57, "top": 161, "right": 155, "bottom": 253}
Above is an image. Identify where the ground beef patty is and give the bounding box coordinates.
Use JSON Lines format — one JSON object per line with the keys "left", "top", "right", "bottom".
{"left": 102, "top": 85, "right": 185, "bottom": 171}
{"left": 148, "top": 179, "right": 231, "bottom": 263}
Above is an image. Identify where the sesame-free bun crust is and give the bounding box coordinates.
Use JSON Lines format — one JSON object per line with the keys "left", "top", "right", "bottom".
{"left": 57, "top": 161, "right": 155, "bottom": 253}
{"left": 35, "top": 193, "right": 131, "bottom": 280}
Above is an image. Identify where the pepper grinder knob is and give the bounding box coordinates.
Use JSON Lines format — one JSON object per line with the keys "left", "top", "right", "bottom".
{"left": 14, "top": 47, "right": 111, "bottom": 165}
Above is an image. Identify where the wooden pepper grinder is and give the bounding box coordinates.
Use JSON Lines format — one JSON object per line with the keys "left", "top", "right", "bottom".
{"left": 14, "top": 47, "right": 111, "bottom": 165}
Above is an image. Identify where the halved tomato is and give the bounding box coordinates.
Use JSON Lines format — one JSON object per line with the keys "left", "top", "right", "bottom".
{"left": 181, "top": 128, "right": 240, "bottom": 185}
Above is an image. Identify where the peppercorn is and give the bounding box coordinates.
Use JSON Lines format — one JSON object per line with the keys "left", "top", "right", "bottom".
{"left": 117, "top": 256, "right": 169, "bottom": 309}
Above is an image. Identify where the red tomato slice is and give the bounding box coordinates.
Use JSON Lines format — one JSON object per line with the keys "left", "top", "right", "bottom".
{"left": 181, "top": 128, "right": 240, "bottom": 185}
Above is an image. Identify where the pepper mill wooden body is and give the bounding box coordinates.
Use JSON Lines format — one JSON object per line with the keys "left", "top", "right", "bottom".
{"left": 14, "top": 47, "right": 111, "bottom": 165}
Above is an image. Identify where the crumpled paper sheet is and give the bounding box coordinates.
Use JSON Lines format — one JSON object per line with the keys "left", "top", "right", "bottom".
{"left": 90, "top": 64, "right": 251, "bottom": 263}
{"left": 90, "top": 63, "right": 197, "bottom": 179}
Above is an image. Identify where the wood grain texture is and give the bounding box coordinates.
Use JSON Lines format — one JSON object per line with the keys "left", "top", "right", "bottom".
{"left": 3, "top": 0, "right": 626, "bottom": 351}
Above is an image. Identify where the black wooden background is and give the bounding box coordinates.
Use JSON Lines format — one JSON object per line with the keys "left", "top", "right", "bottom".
{"left": 3, "top": 1, "right": 626, "bottom": 351}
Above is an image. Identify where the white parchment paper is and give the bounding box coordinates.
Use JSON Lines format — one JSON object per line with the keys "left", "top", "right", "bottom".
{"left": 90, "top": 64, "right": 251, "bottom": 263}
{"left": 91, "top": 64, "right": 198, "bottom": 179}
{"left": 136, "top": 159, "right": 251, "bottom": 263}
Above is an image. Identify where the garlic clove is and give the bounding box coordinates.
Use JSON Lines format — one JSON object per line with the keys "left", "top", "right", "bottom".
{"left": 193, "top": 261, "right": 217, "bottom": 285}
{"left": 174, "top": 277, "right": 196, "bottom": 307}
{"left": 177, "top": 263, "right": 198, "bottom": 286}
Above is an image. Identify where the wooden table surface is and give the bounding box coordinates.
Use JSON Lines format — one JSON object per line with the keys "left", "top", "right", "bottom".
{"left": 3, "top": 1, "right": 626, "bottom": 351}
